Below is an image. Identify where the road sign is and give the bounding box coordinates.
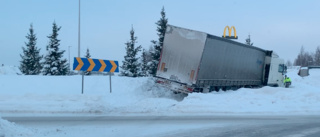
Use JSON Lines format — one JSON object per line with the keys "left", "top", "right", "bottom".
{"left": 73, "top": 57, "right": 119, "bottom": 73}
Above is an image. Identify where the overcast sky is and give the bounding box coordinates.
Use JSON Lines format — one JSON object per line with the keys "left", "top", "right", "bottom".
{"left": 1, "top": 0, "right": 320, "bottom": 67}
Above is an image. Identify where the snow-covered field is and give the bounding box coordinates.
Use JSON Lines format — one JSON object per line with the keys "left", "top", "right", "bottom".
{"left": 0, "top": 66, "right": 319, "bottom": 116}
{"left": 1, "top": 65, "right": 320, "bottom": 136}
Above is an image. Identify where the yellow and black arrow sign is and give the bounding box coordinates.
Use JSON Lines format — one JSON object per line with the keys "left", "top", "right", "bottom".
{"left": 73, "top": 57, "right": 119, "bottom": 73}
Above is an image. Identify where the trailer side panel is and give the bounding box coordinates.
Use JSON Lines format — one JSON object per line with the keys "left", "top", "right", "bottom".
{"left": 196, "top": 35, "right": 267, "bottom": 87}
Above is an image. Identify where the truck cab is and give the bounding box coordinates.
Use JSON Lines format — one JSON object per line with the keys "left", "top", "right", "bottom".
{"left": 265, "top": 53, "right": 286, "bottom": 87}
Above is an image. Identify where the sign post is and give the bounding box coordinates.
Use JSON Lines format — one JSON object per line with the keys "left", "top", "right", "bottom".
{"left": 73, "top": 57, "right": 119, "bottom": 93}
{"left": 109, "top": 73, "right": 112, "bottom": 93}
{"left": 82, "top": 74, "right": 84, "bottom": 94}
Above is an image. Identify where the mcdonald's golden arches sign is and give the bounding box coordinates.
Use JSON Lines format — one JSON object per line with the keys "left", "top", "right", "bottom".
{"left": 222, "top": 26, "right": 238, "bottom": 39}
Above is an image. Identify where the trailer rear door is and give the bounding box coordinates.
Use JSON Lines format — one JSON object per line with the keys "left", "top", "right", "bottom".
{"left": 156, "top": 25, "right": 207, "bottom": 85}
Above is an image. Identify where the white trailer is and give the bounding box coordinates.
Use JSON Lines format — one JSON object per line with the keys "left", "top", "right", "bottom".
{"left": 156, "top": 25, "right": 286, "bottom": 93}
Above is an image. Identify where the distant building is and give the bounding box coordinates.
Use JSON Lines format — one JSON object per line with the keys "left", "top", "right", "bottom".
{"left": 298, "top": 66, "right": 320, "bottom": 77}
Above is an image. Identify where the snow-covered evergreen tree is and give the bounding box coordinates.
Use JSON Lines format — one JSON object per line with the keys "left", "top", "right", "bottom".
{"left": 85, "top": 48, "right": 91, "bottom": 58}
{"left": 148, "top": 40, "right": 159, "bottom": 75}
{"left": 84, "top": 48, "right": 91, "bottom": 75}
{"left": 149, "top": 7, "right": 168, "bottom": 76}
{"left": 42, "top": 22, "right": 69, "bottom": 75}
{"left": 156, "top": 7, "right": 168, "bottom": 52}
{"left": 146, "top": 46, "right": 154, "bottom": 63}
{"left": 139, "top": 48, "right": 148, "bottom": 77}
{"left": 19, "top": 24, "right": 43, "bottom": 75}
{"left": 120, "top": 27, "right": 142, "bottom": 77}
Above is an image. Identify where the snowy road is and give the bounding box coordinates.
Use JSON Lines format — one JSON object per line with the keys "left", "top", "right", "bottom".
{"left": 3, "top": 115, "right": 320, "bottom": 137}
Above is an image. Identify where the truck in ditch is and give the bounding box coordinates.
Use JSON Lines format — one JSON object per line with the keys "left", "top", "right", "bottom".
{"left": 156, "top": 25, "right": 287, "bottom": 93}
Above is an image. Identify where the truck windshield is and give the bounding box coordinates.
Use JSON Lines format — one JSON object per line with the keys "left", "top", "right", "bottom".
{"left": 278, "top": 64, "right": 285, "bottom": 73}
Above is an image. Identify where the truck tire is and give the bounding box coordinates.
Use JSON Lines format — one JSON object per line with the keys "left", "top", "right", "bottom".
{"left": 222, "top": 87, "right": 227, "bottom": 91}
{"left": 214, "top": 87, "right": 220, "bottom": 92}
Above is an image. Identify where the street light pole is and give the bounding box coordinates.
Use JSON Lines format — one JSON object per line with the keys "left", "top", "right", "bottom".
{"left": 78, "top": 0, "right": 84, "bottom": 94}
{"left": 78, "top": 0, "right": 81, "bottom": 57}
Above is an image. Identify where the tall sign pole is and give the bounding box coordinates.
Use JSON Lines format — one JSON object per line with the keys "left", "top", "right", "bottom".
{"left": 109, "top": 73, "right": 112, "bottom": 93}
{"left": 78, "top": 0, "right": 80, "bottom": 58}
{"left": 78, "top": 0, "right": 84, "bottom": 94}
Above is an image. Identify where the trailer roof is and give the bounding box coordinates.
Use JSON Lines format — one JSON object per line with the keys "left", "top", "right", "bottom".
{"left": 167, "top": 24, "right": 270, "bottom": 54}
{"left": 206, "top": 34, "right": 268, "bottom": 53}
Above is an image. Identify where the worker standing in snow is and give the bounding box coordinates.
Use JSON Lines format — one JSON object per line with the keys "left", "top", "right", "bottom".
{"left": 284, "top": 75, "right": 291, "bottom": 88}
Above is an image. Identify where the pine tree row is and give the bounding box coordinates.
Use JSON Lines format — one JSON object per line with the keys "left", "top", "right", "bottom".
{"left": 19, "top": 22, "right": 69, "bottom": 75}
{"left": 20, "top": 7, "right": 168, "bottom": 77}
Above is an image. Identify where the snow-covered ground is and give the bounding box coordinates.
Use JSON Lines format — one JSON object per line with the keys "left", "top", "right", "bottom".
{"left": 0, "top": 65, "right": 21, "bottom": 75}
{"left": 0, "top": 117, "right": 34, "bottom": 137}
{"left": 0, "top": 66, "right": 319, "bottom": 116}
{"left": 1, "top": 65, "right": 320, "bottom": 136}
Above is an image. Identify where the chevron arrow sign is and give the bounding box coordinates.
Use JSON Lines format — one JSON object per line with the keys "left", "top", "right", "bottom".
{"left": 73, "top": 57, "right": 119, "bottom": 73}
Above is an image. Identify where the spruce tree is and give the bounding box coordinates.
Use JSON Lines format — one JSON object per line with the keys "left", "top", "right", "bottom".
{"left": 148, "top": 40, "right": 159, "bottom": 75}
{"left": 149, "top": 7, "right": 168, "bottom": 76}
{"left": 139, "top": 49, "right": 148, "bottom": 77}
{"left": 42, "top": 22, "right": 69, "bottom": 75}
{"left": 120, "top": 26, "right": 142, "bottom": 77}
{"left": 245, "top": 35, "right": 253, "bottom": 46}
{"left": 84, "top": 48, "right": 91, "bottom": 75}
{"left": 146, "top": 46, "right": 154, "bottom": 63}
{"left": 156, "top": 7, "right": 168, "bottom": 51}
{"left": 19, "top": 24, "right": 43, "bottom": 75}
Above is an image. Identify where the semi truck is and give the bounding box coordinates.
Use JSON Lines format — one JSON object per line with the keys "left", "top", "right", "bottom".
{"left": 156, "top": 25, "right": 287, "bottom": 93}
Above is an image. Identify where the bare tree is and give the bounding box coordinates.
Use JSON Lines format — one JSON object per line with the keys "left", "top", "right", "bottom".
{"left": 314, "top": 46, "right": 320, "bottom": 66}
{"left": 286, "top": 60, "right": 292, "bottom": 68}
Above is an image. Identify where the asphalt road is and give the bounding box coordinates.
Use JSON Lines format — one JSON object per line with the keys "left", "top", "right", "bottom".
{"left": 3, "top": 115, "right": 320, "bottom": 137}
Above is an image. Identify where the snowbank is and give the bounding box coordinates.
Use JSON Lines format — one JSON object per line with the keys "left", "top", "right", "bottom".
{"left": 0, "top": 76, "right": 181, "bottom": 116}
{"left": 0, "top": 69, "right": 319, "bottom": 116}
{"left": 174, "top": 69, "right": 320, "bottom": 115}
{"left": 0, "top": 117, "right": 34, "bottom": 137}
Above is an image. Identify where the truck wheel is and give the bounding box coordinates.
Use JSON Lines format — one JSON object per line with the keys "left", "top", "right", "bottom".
{"left": 226, "top": 86, "right": 231, "bottom": 90}
{"left": 209, "top": 86, "right": 214, "bottom": 92}
{"left": 214, "top": 87, "right": 220, "bottom": 92}
{"left": 222, "top": 87, "right": 227, "bottom": 91}
{"left": 231, "top": 86, "right": 238, "bottom": 91}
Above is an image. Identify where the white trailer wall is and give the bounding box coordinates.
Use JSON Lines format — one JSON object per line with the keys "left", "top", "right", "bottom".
{"left": 156, "top": 25, "right": 207, "bottom": 85}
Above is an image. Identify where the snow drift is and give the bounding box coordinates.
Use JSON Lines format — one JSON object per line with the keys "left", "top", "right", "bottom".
{"left": 0, "top": 67, "right": 320, "bottom": 116}
{"left": 0, "top": 117, "right": 34, "bottom": 137}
